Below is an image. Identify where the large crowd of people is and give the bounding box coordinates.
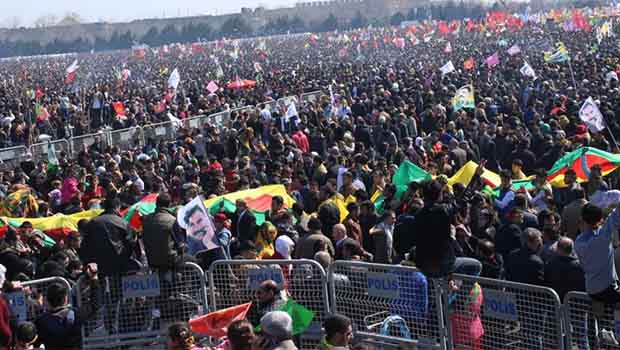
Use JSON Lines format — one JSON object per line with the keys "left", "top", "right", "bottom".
{"left": 0, "top": 6, "right": 620, "bottom": 350}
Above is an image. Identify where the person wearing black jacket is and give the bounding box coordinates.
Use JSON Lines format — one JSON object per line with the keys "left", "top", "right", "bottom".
{"left": 504, "top": 228, "right": 545, "bottom": 286}
{"left": 413, "top": 180, "right": 457, "bottom": 278}
{"left": 544, "top": 237, "right": 585, "bottom": 301}
{"left": 81, "top": 196, "right": 139, "bottom": 276}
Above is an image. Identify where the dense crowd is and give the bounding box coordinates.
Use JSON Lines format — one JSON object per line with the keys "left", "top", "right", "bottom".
{"left": 1, "top": 7, "right": 620, "bottom": 350}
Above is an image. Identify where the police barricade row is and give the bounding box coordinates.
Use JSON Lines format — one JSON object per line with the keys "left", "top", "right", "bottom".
{"left": 257, "top": 100, "right": 278, "bottom": 114}
{"left": 209, "top": 111, "right": 231, "bottom": 128}
{"left": 328, "top": 261, "right": 448, "bottom": 350}
{"left": 29, "top": 139, "right": 70, "bottom": 163}
{"left": 447, "top": 274, "right": 564, "bottom": 350}
{"left": 564, "top": 291, "right": 606, "bottom": 350}
{"left": 108, "top": 127, "right": 144, "bottom": 151}
{"left": 299, "top": 91, "right": 324, "bottom": 106}
{"left": 208, "top": 259, "right": 329, "bottom": 350}
{"left": 230, "top": 105, "right": 256, "bottom": 119}
{"left": 0, "top": 145, "right": 28, "bottom": 170}
{"left": 186, "top": 114, "right": 210, "bottom": 130}
{"left": 142, "top": 121, "right": 177, "bottom": 145}
{"left": 69, "top": 132, "right": 109, "bottom": 157}
{"left": 77, "top": 262, "right": 208, "bottom": 349}
{"left": 6, "top": 276, "right": 73, "bottom": 325}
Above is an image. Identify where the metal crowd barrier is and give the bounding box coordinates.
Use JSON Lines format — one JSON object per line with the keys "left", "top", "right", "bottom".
{"left": 6, "top": 276, "right": 72, "bottom": 324}
{"left": 328, "top": 261, "right": 447, "bottom": 350}
{"left": 69, "top": 131, "right": 109, "bottom": 157}
{"left": 209, "top": 111, "right": 231, "bottom": 127}
{"left": 564, "top": 291, "right": 606, "bottom": 350}
{"left": 142, "top": 121, "right": 177, "bottom": 145}
{"left": 0, "top": 145, "right": 28, "bottom": 169}
{"left": 109, "top": 126, "right": 144, "bottom": 151}
{"left": 208, "top": 259, "right": 329, "bottom": 350}
{"left": 448, "top": 274, "right": 564, "bottom": 350}
{"left": 29, "top": 139, "right": 70, "bottom": 162}
{"left": 300, "top": 91, "right": 324, "bottom": 106}
{"left": 77, "top": 262, "right": 208, "bottom": 349}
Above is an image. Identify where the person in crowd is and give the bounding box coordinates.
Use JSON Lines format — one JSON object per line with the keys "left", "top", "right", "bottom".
{"left": 257, "top": 311, "right": 297, "bottom": 350}
{"left": 142, "top": 192, "right": 185, "bottom": 270}
{"left": 295, "top": 217, "right": 335, "bottom": 259}
{"left": 370, "top": 210, "right": 396, "bottom": 264}
{"left": 561, "top": 188, "right": 587, "bottom": 240}
{"left": 35, "top": 263, "right": 99, "bottom": 350}
{"left": 575, "top": 202, "right": 620, "bottom": 303}
{"left": 13, "top": 321, "right": 37, "bottom": 350}
{"left": 81, "top": 196, "right": 138, "bottom": 275}
{"left": 544, "top": 237, "right": 585, "bottom": 301}
{"left": 253, "top": 280, "right": 287, "bottom": 322}
{"left": 504, "top": 228, "right": 545, "bottom": 286}
{"left": 495, "top": 207, "right": 525, "bottom": 259}
{"left": 320, "top": 314, "right": 354, "bottom": 350}
{"left": 227, "top": 319, "right": 256, "bottom": 350}
{"left": 167, "top": 322, "right": 205, "bottom": 350}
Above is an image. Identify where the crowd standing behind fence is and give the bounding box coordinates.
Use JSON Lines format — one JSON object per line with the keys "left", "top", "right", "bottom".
{"left": 2, "top": 5, "right": 620, "bottom": 350}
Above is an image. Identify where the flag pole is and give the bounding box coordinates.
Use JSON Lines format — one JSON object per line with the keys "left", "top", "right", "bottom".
{"left": 604, "top": 118, "right": 620, "bottom": 151}
{"left": 567, "top": 57, "right": 578, "bottom": 92}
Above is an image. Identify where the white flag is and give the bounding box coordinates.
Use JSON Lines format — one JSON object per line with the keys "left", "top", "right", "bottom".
{"left": 168, "top": 68, "right": 180, "bottom": 89}
{"left": 66, "top": 59, "right": 79, "bottom": 74}
{"left": 520, "top": 61, "right": 536, "bottom": 79}
{"left": 579, "top": 97, "right": 606, "bottom": 132}
{"left": 507, "top": 44, "right": 521, "bottom": 56}
{"left": 440, "top": 61, "right": 455, "bottom": 75}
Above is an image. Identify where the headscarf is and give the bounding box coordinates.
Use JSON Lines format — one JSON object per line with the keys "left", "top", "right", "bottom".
{"left": 256, "top": 221, "right": 277, "bottom": 259}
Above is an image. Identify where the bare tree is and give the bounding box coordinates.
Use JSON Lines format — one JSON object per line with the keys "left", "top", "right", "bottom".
{"left": 4, "top": 16, "right": 21, "bottom": 29}
{"left": 33, "top": 14, "right": 58, "bottom": 28}
{"left": 57, "top": 12, "right": 83, "bottom": 26}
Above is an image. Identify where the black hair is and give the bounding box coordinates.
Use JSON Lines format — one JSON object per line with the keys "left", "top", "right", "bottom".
{"left": 46, "top": 282, "right": 69, "bottom": 308}
{"left": 582, "top": 203, "right": 604, "bottom": 226}
{"left": 156, "top": 192, "right": 172, "bottom": 209}
{"left": 324, "top": 314, "right": 352, "bottom": 340}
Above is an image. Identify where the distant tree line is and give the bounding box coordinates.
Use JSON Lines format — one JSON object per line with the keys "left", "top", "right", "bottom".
{"left": 0, "top": 0, "right": 598, "bottom": 58}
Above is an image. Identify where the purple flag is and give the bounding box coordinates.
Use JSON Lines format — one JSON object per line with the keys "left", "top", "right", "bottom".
{"left": 485, "top": 52, "right": 499, "bottom": 68}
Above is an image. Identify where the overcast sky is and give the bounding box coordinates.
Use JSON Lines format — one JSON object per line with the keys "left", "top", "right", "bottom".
{"left": 3, "top": 0, "right": 303, "bottom": 27}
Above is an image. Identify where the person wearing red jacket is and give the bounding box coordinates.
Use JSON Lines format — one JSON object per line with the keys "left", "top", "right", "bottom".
{"left": 291, "top": 127, "right": 309, "bottom": 154}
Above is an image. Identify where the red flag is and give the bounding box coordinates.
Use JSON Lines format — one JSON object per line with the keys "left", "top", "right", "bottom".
{"left": 466, "top": 19, "right": 477, "bottom": 32}
{"left": 65, "top": 72, "right": 77, "bottom": 85}
{"left": 449, "top": 20, "right": 459, "bottom": 33}
{"left": 112, "top": 102, "right": 126, "bottom": 116}
{"left": 438, "top": 21, "right": 450, "bottom": 35}
{"left": 464, "top": 58, "right": 475, "bottom": 70}
{"left": 191, "top": 43, "right": 204, "bottom": 54}
{"left": 572, "top": 10, "right": 591, "bottom": 31}
{"left": 189, "top": 302, "right": 252, "bottom": 338}
{"left": 393, "top": 38, "right": 405, "bottom": 49}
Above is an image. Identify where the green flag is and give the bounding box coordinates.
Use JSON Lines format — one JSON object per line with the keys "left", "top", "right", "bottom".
{"left": 255, "top": 299, "right": 314, "bottom": 335}
{"left": 47, "top": 141, "right": 59, "bottom": 175}
{"left": 392, "top": 160, "right": 431, "bottom": 198}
